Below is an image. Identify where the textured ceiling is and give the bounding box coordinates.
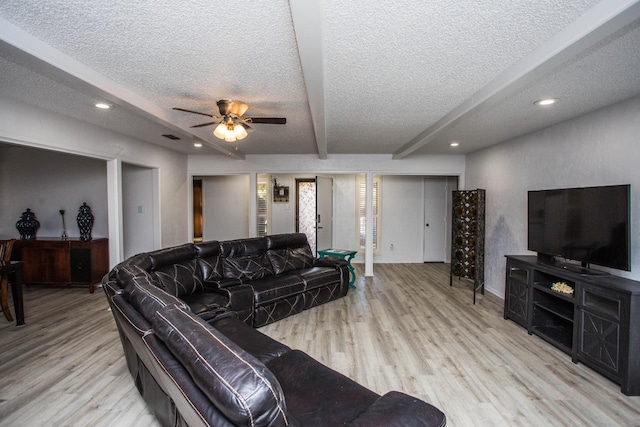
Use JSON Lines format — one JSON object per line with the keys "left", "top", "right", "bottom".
{"left": 1, "top": 1, "right": 639, "bottom": 159}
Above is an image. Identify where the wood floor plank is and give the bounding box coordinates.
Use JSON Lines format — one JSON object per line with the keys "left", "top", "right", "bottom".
{"left": 1, "top": 263, "right": 639, "bottom": 426}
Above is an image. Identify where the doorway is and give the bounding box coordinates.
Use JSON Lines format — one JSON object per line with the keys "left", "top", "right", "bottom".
{"left": 193, "top": 178, "right": 203, "bottom": 242}
{"left": 423, "top": 176, "right": 457, "bottom": 262}
{"left": 296, "top": 178, "right": 316, "bottom": 252}
{"left": 295, "top": 177, "right": 334, "bottom": 255}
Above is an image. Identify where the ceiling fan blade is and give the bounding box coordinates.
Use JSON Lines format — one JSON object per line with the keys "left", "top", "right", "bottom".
{"left": 190, "top": 121, "right": 218, "bottom": 128}
{"left": 173, "top": 107, "right": 216, "bottom": 118}
{"left": 247, "top": 117, "right": 287, "bottom": 124}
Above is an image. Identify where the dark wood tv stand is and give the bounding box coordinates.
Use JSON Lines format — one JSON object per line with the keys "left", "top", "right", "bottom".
{"left": 504, "top": 255, "right": 640, "bottom": 396}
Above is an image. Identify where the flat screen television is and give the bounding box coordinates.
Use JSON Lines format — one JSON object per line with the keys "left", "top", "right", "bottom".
{"left": 528, "top": 184, "right": 631, "bottom": 273}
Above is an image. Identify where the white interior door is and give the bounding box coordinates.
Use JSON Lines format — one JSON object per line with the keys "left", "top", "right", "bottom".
{"left": 316, "top": 176, "right": 333, "bottom": 251}
{"left": 423, "top": 177, "right": 448, "bottom": 262}
{"left": 122, "top": 163, "right": 157, "bottom": 258}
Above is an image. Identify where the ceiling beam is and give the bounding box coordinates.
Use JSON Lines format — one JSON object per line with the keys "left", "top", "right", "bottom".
{"left": 393, "top": 0, "right": 640, "bottom": 159}
{"left": 0, "top": 18, "right": 244, "bottom": 159}
{"left": 289, "top": 0, "right": 327, "bottom": 159}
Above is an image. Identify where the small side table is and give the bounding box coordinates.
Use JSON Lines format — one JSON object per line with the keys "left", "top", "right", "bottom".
{"left": 317, "top": 248, "right": 357, "bottom": 289}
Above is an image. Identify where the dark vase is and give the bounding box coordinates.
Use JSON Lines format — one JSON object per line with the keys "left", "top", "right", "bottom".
{"left": 77, "top": 202, "right": 94, "bottom": 241}
{"left": 16, "top": 208, "right": 40, "bottom": 240}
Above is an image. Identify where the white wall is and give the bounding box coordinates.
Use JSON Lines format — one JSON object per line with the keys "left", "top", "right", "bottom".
{"left": 465, "top": 96, "right": 640, "bottom": 297}
{"left": 379, "top": 175, "right": 425, "bottom": 262}
{"left": 202, "top": 175, "right": 250, "bottom": 241}
{"left": 0, "top": 145, "right": 108, "bottom": 240}
{"left": 332, "top": 174, "right": 358, "bottom": 252}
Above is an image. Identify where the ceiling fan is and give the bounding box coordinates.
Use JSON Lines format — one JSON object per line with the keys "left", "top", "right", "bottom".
{"left": 173, "top": 99, "right": 286, "bottom": 146}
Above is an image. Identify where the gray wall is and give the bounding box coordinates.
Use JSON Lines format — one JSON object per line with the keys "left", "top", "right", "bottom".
{"left": 465, "top": 96, "right": 640, "bottom": 297}
{"left": 0, "top": 145, "right": 108, "bottom": 240}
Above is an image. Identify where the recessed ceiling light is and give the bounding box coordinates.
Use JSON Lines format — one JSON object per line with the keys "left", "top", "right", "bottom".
{"left": 194, "top": 142, "right": 202, "bottom": 148}
{"left": 450, "top": 142, "right": 460, "bottom": 147}
{"left": 95, "top": 102, "right": 111, "bottom": 109}
{"left": 534, "top": 98, "right": 558, "bottom": 106}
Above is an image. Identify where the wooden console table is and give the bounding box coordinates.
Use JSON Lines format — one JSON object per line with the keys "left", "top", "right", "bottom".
{"left": 12, "top": 238, "right": 109, "bottom": 293}
{"left": 317, "top": 248, "right": 357, "bottom": 289}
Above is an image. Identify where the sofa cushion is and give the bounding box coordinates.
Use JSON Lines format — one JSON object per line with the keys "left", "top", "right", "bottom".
{"left": 148, "top": 243, "right": 196, "bottom": 269}
{"left": 266, "top": 233, "right": 315, "bottom": 274}
{"left": 266, "top": 350, "right": 379, "bottom": 425}
{"left": 148, "top": 244, "right": 205, "bottom": 297}
{"left": 109, "top": 253, "right": 153, "bottom": 281}
{"left": 347, "top": 391, "right": 446, "bottom": 427}
{"left": 223, "top": 253, "right": 274, "bottom": 281}
{"left": 119, "top": 265, "right": 189, "bottom": 322}
{"left": 220, "top": 237, "right": 268, "bottom": 257}
{"left": 249, "top": 274, "right": 305, "bottom": 306}
{"left": 195, "top": 240, "right": 224, "bottom": 280}
{"left": 296, "top": 266, "right": 342, "bottom": 290}
{"left": 267, "top": 247, "right": 315, "bottom": 275}
{"left": 266, "top": 233, "right": 309, "bottom": 251}
{"left": 154, "top": 260, "right": 204, "bottom": 297}
{"left": 210, "top": 316, "right": 291, "bottom": 364}
{"left": 153, "top": 305, "right": 289, "bottom": 427}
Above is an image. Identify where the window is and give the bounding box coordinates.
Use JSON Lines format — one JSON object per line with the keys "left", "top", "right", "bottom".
{"left": 356, "top": 174, "right": 381, "bottom": 254}
{"left": 257, "top": 181, "right": 269, "bottom": 237}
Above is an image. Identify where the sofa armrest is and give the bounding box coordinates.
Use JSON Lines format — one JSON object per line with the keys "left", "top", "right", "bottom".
{"left": 313, "top": 256, "right": 348, "bottom": 269}
{"left": 209, "top": 284, "right": 254, "bottom": 325}
{"left": 347, "top": 391, "right": 446, "bottom": 427}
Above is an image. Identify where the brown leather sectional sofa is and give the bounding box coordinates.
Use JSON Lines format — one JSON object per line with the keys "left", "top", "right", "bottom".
{"left": 102, "top": 233, "right": 446, "bottom": 426}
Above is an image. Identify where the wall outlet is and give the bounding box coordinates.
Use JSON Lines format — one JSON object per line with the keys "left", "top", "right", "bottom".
{"left": 390, "top": 243, "right": 394, "bottom": 250}
{"left": 137, "top": 205, "right": 144, "bottom": 213}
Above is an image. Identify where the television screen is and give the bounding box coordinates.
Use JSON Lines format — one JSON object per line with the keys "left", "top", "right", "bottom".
{"left": 528, "top": 184, "right": 631, "bottom": 271}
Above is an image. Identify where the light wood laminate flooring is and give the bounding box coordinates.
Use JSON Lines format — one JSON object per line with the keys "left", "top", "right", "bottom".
{"left": 1, "top": 263, "right": 639, "bottom": 426}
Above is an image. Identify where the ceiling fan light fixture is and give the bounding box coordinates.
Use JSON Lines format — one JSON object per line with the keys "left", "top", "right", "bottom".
{"left": 234, "top": 124, "right": 248, "bottom": 140}
{"left": 176, "top": 99, "right": 285, "bottom": 146}
{"left": 213, "top": 118, "right": 248, "bottom": 143}
{"left": 213, "top": 122, "right": 228, "bottom": 140}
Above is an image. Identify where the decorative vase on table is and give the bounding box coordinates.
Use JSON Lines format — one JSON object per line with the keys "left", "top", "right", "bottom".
{"left": 60, "top": 209, "right": 68, "bottom": 240}
{"left": 16, "top": 208, "right": 40, "bottom": 240}
{"left": 77, "top": 202, "right": 94, "bottom": 241}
